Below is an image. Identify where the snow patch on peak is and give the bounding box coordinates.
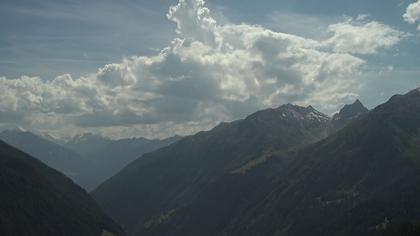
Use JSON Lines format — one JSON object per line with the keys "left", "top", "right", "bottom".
{"left": 40, "top": 132, "right": 67, "bottom": 144}
{"left": 15, "top": 126, "right": 27, "bottom": 132}
{"left": 274, "top": 104, "right": 330, "bottom": 122}
{"left": 0, "top": 125, "right": 29, "bottom": 134}
{"left": 306, "top": 110, "right": 331, "bottom": 122}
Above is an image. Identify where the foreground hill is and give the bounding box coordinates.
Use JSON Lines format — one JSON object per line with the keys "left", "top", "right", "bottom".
{"left": 92, "top": 104, "right": 335, "bottom": 235}
{"left": 0, "top": 130, "right": 97, "bottom": 190}
{"left": 0, "top": 140, "right": 125, "bottom": 236}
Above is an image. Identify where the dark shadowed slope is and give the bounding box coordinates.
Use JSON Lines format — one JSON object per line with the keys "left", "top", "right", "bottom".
{"left": 0, "top": 130, "right": 97, "bottom": 190}
{"left": 92, "top": 104, "right": 333, "bottom": 235}
{"left": 0, "top": 140, "right": 125, "bottom": 236}
{"left": 225, "top": 88, "right": 420, "bottom": 236}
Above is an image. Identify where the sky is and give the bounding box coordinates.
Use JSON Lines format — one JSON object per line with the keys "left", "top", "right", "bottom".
{"left": 0, "top": 0, "right": 420, "bottom": 139}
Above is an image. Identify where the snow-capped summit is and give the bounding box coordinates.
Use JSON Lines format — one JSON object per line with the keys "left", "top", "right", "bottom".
{"left": 273, "top": 104, "right": 331, "bottom": 123}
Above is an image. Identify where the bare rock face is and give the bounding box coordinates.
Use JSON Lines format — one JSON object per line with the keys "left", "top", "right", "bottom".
{"left": 332, "top": 99, "right": 369, "bottom": 129}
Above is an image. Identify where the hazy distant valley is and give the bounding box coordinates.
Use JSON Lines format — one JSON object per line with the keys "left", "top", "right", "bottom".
{"left": 0, "top": 130, "right": 181, "bottom": 190}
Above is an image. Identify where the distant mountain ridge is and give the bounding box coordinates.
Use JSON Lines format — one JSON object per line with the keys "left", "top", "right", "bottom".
{"left": 0, "top": 130, "right": 181, "bottom": 190}
{"left": 66, "top": 133, "right": 181, "bottom": 160}
{"left": 65, "top": 133, "right": 182, "bottom": 188}
{"left": 0, "top": 129, "right": 97, "bottom": 190}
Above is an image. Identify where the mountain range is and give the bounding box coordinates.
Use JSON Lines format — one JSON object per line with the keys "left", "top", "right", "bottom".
{"left": 224, "top": 88, "right": 420, "bottom": 236}
{"left": 2, "top": 88, "right": 419, "bottom": 236}
{"left": 92, "top": 97, "right": 383, "bottom": 235}
{"left": 65, "top": 133, "right": 182, "bottom": 186}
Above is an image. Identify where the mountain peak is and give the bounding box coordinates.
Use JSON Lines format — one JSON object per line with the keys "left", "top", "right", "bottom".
{"left": 332, "top": 99, "right": 369, "bottom": 128}
{"left": 274, "top": 104, "right": 330, "bottom": 122}
{"left": 275, "top": 103, "right": 311, "bottom": 113}
{"left": 353, "top": 98, "right": 362, "bottom": 105}
{"left": 408, "top": 87, "right": 420, "bottom": 95}
{"left": 349, "top": 98, "right": 365, "bottom": 109}
{"left": 333, "top": 99, "right": 368, "bottom": 120}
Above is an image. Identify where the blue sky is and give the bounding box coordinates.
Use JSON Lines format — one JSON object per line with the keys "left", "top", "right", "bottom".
{"left": 0, "top": 0, "right": 419, "bottom": 138}
{"left": 1, "top": 0, "right": 419, "bottom": 78}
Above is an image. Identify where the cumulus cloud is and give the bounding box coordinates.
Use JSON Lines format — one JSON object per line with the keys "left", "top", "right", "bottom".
{"left": 323, "top": 17, "right": 406, "bottom": 54}
{"left": 404, "top": 0, "right": 420, "bottom": 30}
{"left": 0, "top": 0, "right": 406, "bottom": 138}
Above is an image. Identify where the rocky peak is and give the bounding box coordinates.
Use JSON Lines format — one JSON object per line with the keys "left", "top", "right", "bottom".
{"left": 274, "top": 104, "right": 331, "bottom": 123}
{"left": 333, "top": 99, "right": 368, "bottom": 121}
{"left": 333, "top": 99, "right": 369, "bottom": 128}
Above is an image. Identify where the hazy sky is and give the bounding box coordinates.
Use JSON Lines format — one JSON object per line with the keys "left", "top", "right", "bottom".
{"left": 0, "top": 0, "right": 419, "bottom": 138}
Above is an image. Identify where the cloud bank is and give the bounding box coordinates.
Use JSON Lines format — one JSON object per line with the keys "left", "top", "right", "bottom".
{"left": 404, "top": 0, "right": 420, "bottom": 30}
{"left": 0, "top": 0, "right": 405, "bottom": 138}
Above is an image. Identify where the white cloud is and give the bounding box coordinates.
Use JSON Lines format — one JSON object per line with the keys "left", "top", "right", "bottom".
{"left": 323, "top": 17, "right": 406, "bottom": 54}
{"left": 266, "top": 12, "right": 338, "bottom": 40}
{"left": 0, "top": 0, "right": 406, "bottom": 138}
{"left": 404, "top": 0, "right": 420, "bottom": 30}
